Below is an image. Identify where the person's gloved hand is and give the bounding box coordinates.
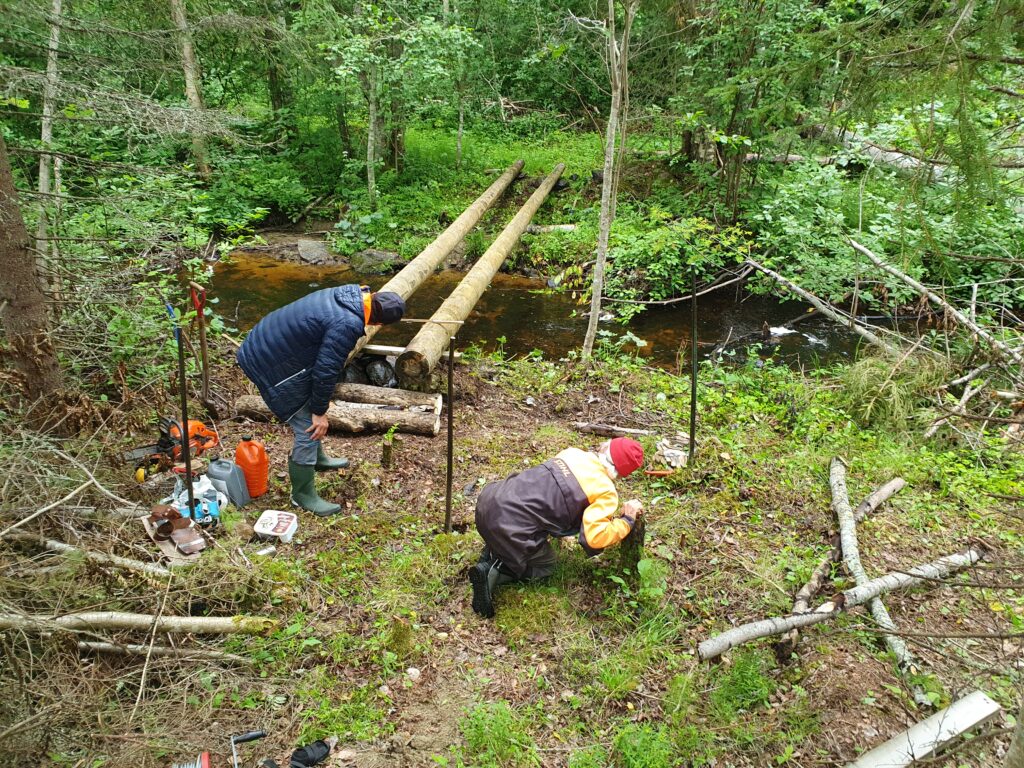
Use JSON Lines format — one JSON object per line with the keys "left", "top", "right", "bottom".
{"left": 621, "top": 499, "right": 643, "bottom": 519}
{"left": 306, "top": 412, "right": 329, "bottom": 441}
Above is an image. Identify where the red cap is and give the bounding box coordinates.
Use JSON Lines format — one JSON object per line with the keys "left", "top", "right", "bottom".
{"left": 608, "top": 438, "right": 644, "bottom": 477}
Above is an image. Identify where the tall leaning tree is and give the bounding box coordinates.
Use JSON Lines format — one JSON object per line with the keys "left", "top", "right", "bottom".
{"left": 0, "top": 133, "right": 63, "bottom": 403}
{"left": 581, "top": 0, "right": 637, "bottom": 359}
{"left": 168, "top": 0, "right": 211, "bottom": 178}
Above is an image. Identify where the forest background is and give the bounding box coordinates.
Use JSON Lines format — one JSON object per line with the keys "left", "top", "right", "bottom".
{"left": 2, "top": 0, "right": 1024, "bottom": 765}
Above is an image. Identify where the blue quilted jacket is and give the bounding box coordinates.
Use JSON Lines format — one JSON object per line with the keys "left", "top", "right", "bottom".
{"left": 237, "top": 285, "right": 366, "bottom": 420}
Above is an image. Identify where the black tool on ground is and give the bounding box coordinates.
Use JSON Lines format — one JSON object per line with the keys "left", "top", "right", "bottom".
{"left": 258, "top": 737, "right": 335, "bottom": 768}
{"left": 168, "top": 303, "right": 196, "bottom": 522}
{"left": 230, "top": 730, "right": 267, "bottom": 768}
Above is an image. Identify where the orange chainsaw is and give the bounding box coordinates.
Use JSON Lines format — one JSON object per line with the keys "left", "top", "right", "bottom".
{"left": 125, "top": 417, "right": 219, "bottom": 482}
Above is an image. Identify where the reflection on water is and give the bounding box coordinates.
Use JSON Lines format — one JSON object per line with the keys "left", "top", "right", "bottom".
{"left": 213, "top": 251, "right": 863, "bottom": 368}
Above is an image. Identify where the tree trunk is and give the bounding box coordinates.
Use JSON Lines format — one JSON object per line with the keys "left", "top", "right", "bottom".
{"left": 168, "top": 0, "right": 210, "bottom": 178}
{"left": 0, "top": 134, "right": 63, "bottom": 405}
{"left": 582, "top": 1, "right": 636, "bottom": 359}
{"left": 236, "top": 394, "right": 441, "bottom": 436}
{"left": 776, "top": 477, "right": 905, "bottom": 659}
{"left": 456, "top": 93, "right": 465, "bottom": 169}
{"left": 336, "top": 97, "right": 354, "bottom": 157}
{"left": 34, "top": 0, "right": 62, "bottom": 286}
{"left": 396, "top": 164, "right": 564, "bottom": 387}
{"left": 366, "top": 66, "right": 378, "bottom": 209}
{"left": 348, "top": 161, "right": 524, "bottom": 362}
{"left": 77, "top": 640, "right": 251, "bottom": 664}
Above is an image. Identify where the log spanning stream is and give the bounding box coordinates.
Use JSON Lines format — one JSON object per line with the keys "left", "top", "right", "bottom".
{"left": 213, "top": 161, "right": 866, "bottom": 374}
{"left": 212, "top": 251, "right": 865, "bottom": 370}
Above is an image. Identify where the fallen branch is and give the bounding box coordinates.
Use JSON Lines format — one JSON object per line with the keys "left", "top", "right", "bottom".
{"left": 0, "top": 611, "right": 276, "bottom": 634}
{"left": 77, "top": 640, "right": 251, "bottom": 664}
{"left": 525, "top": 223, "right": 577, "bottom": 233}
{"left": 851, "top": 239, "right": 1024, "bottom": 368}
{"left": 698, "top": 546, "right": 985, "bottom": 661}
{"left": 924, "top": 381, "right": 983, "bottom": 438}
{"left": 746, "top": 259, "right": 898, "bottom": 355}
{"left": 776, "top": 476, "right": 905, "bottom": 659}
{"left": 572, "top": 422, "right": 653, "bottom": 438}
{"left": 601, "top": 265, "right": 753, "bottom": 307}
{"left": 831, "top": 459, "right": 930, "bottom": 706}
{"left": 0, "top": 480, "right": 91, "bottom": 539}
{"left": 5, "top": 532, "right": 171, "bottom": 578}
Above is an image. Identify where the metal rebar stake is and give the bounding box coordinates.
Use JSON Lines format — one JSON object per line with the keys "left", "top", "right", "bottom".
{"left": 444, "top": 334, "right": 456, "bottom": 533}
{"left": 689, "top": 268, "right": 697, "bottom": 465}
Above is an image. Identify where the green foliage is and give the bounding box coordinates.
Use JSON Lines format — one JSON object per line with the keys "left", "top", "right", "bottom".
{"left": 611, "top": 724, "right": 673, "bottom": 768}
{"left": 709, "top": 649, "right": 776, "bottom": 719}
{"left": 460, "top": 701, "right": 539, "bottom": 768}
{"left": 605, "top": 215, "right": 751, "bottom": 319}
{"left": 839, "top": 352, "right": 951, "bottom": 431}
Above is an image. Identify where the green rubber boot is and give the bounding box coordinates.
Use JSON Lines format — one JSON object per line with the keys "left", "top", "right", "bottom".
{"left": 289, "top": 459, "right": 342, "bottom": 517}
{"left": 315, "top": 445, "right": 350, "bottom": 471}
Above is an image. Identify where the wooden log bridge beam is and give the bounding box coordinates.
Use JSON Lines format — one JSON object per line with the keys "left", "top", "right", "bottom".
{"left": 397, "top": 163, "right": 566, "bottom": 388}
{"left": 348, "top": 160, "right": 525, "bottom": 363}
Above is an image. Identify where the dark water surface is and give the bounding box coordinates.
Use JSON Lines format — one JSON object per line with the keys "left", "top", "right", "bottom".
{"left": 213, "top": 251, "right": 864, "bottom": 369}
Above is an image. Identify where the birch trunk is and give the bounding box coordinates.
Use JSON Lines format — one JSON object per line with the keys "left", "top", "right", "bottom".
{"left": 0, "top": 134, "right": 63, "bottom": 404}
{"left": 697, "top": 546, "right": 984, "bottom": 661}
{"left": 34, "top": 0, "right": 61, "bottom": 284}
{"left": 0, "top": 611, "right": 275, "bottom": 635}
{"left": 831, "top": 459, "right": 930, "bottom": 706}
{"left": 366, "top": 66, "right": 378, "bottom": 209}
{"left": 582, "top": 1, "right": 629, "bottom": 359}
{"left": 168, "top": 0, "right": 210, "bottom": 178}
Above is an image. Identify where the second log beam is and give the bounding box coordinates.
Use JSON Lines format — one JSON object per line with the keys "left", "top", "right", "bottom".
{"left": 397, "top": 163, "right": 566, "bottom": 389}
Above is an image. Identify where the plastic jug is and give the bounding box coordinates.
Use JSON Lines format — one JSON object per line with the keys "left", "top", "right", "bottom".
{"left": 206, "top": 458, "right": 251, "bottom": 508}
{"left": 235, "top": 435, "right": 269, "bottom": 498}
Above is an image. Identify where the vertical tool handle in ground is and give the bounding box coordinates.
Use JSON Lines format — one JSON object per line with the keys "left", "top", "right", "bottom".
{"left": 444, "top": 334, "right": 456, "bottom": 533}
{"left": 167, "top": 303, "right": 195, "bottom": 517}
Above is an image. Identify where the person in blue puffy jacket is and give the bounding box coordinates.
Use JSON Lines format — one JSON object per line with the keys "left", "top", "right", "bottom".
{"left": 237, "top": 285, "right": 405, "bottom": 516}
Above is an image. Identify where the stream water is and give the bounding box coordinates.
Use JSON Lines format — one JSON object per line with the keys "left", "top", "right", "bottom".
{"left": 213, "top": 250, "right": 865, "bottom": 369}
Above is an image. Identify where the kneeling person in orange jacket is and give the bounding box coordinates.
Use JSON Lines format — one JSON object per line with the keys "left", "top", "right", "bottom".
{"left": 470, "top": 437, "right": 645, "bottom": 617}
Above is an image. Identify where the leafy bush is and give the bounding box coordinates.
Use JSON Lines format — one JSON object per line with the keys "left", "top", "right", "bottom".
{"left": 839, "top": 352, "right": 951, "bottom": 431}
{"left": 605, "top": 215, "right": 751, "bottom": 320}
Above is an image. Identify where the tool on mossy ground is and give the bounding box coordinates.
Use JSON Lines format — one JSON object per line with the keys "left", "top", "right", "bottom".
{"left": 168, "top": 302, "right": 196, "bottom": 519}
{"left": 124, "top": 417, "right": 219, "bottom": 482}
{"left": 231, "top": 730, "right": 267, "bottom": 768}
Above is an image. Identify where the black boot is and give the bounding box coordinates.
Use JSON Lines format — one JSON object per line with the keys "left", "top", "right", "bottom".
{"left": 469, "top": 560, "right": 515, "bottom": 618}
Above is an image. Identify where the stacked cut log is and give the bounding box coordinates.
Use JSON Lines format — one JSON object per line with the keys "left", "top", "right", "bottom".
{"left": 235, "top": 383, "right": 442, "bottom": 437}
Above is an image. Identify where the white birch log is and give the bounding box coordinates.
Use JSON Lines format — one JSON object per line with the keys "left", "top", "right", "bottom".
{"left": 698, "top": 547, "right": 984, "bottom": 661}
{"left": 77, "top": 640, "right": 251, "bottom": 664}
{"left": 776, "top": 477, "right": 906, "bottom": 657}
{"left": 831, "top": 459, "right": 930, "bottom": 706}
{"left": 0, "top": 611, "right": 276, "bottom": 634}
{"left": 850, "top": 239, "right": 1024, "bottom": 367}
{"left": 6, "top": 532, "right": 171, "bottom": 578}
{"left": 572, "top": 422, "right": 653, "bottom": 438}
